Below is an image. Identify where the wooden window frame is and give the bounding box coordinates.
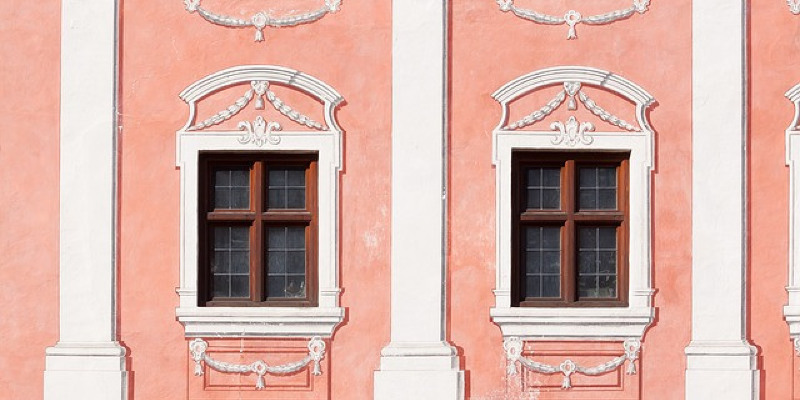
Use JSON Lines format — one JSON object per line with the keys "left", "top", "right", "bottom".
{"left": 511, "top": 151, "right": 629, "bottom": 308}
{"left": 198, "top": 152, "right": 319, "bottom": 307}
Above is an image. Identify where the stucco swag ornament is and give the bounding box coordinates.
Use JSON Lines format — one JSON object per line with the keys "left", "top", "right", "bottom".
{"left": 184, "top": 0, "right": 341, "bottom": 42}
{"left": 182, "top": 73, "right": 330, "bottom": 146}
{"left": 495, "top": 0, "right": 650, "bottom": 39}
{"left": 503, "top": 337, "right": 641, "bottom": 389}
{"left": 189, "top": 337, "right": 326, "bottom": 389}
{"left": 504, "top": 80, "right": 642, "bottom": 146}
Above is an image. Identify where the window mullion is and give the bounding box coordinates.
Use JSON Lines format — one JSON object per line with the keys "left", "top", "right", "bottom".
{"left": 252, "top": 161, "right": 264, "bottom": 302}
{"left": 564, "top": 160, "right": 576, "bottom": 303}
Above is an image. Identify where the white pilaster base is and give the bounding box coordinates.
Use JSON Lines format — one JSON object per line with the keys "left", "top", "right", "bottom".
{"left": 374, "top": 342, "right": 464, "bottom": 400}
{"left": 685, "top": 341, "right": 759, "bottom": 400}
{"left": 44, "top": 342, "right": 128, "bottom": 400}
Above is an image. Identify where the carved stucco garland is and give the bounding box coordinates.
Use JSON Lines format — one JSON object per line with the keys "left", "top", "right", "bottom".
{"left": 184, "top": 0, "right": 341, "bottom": 42}
{"left": 188, "top": 80, "right": 324, "bottom": 147}
{"left": 506, "top": 82, "right": 637, "bottom": 146}
{"left": 503, "top": 337, "right": 641, "bottom": 390}
{"left": 189, "top": 337, "right": 326, "bottom": 390}
{"left": 496, "top": 0, "right": 650, "bottom": 39}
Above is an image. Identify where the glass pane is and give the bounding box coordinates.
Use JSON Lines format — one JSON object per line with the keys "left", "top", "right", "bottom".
{"left": 230, "top": 250, "right": 249, "bottom": 273}
{"left": 211, "top": 226, "right": 250, "bottom": 298}
{"left": 268, "top": 167, "right": 306, "bottom": 210}
{"left": 577, "top": 167, "right": 617, "bottom": 210}
{"left": 287, "top": 251, "right": 305, "bottom": 274}
{"left": 230, "top": 275, "right": 250, "bottom": 297}
{"left": 268, "top": 188, "right": 286, "bottom": 209}
{"left": 288, "top": 169, "right": 305, "bottom": 186}
{"left": 526, "top": 276, "right": 541, "bottom": 298}
{"left": 542, "top": 251, "right": 560, "bottom": 273}
{"left": 542, "top": 189, "right": 560, "bottom": 209}
{"left": 577, "top": 226, "right": 617, "bottom": 299}
{"left": 598, "top": 275, "right": 617, "bottom": 297}
{"left": 287, "top": 189, "right": 306, "bottom": 209}
{"left": 522, "top": 226, "right": 561, "bottom": 298}
{"left": 286, "top": 276, "right": 306, "bottom": 298}
{"left": 266, "top": 226, "right": 307, "bottom": 299}
{"left": 578, "top": 275, "right": 597, "bottom": 298}
{"left": 267, "top": 276, "right": 286, "bottom": 298}
{"left": 213, "top": 168, "right": 250, "bottom": 209}
{"left": 527, "top": 189, "right": 541, "bottom": 209}
{"left": 267, "top": 251, "right": 287, "bottom": 274}
{"left": 526, "top": 251, "right": 541, "bottom": 274}
{"left": 525, "top": 167, "right": 560, "bottom": 210}
{"left": 269, "top": 169, "right": 286, "bottom": 186}
{"left": 541, "top": 275, "right": 560, "bottom": 298}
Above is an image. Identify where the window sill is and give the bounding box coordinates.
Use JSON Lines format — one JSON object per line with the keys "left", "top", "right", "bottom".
{"left": 489, "top": 306, "right": 653, "bottom": 340}
{"left": 176, "top": 306, "right": 345, "bottom": 338}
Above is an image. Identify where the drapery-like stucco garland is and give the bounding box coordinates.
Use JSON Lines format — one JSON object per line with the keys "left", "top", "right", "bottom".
{"left": 503, "top": 337, "right": 641, "bottom": 390}
{"left": 495, "top": 0, "right": 650, "bottom": 39}
{"left": 189, "top": 338, "right": 326, "bottom": 390}
{"left": 183, "top": 0, "right": 341, "bottom": 42}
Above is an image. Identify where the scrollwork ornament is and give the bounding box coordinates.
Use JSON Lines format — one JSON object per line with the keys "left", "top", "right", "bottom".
{"left": 184, "top": 0, "right": 343, "bottom": 42}
{"left": 551, "top": 116, "right": 594, "bottom": 146}
{"left": 239, "top": 116, "right": 282, "bottom": 146}
{"left": 790, "top": 0, "right": 800, "bottom": 14}
{"left": 495, "top": 0, "right": 651, "bottom": 39}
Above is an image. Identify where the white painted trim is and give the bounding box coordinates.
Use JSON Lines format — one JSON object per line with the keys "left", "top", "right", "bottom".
{"left": 175, "top": 66, "right": 344, "bottom": 338}
{"left": 374, "top": 0, "right": 463, "bottom": 398}
{"left": 489, "top": 66, "right": 656, "bottom": 341}
{"left": 784, "top": 86, "right": 800, "bottom": 341}
{"left": 685, "top": 0, "right": 758, "bottom": 398}
{"left": 44, "top": 0, "right": 128, "bottom": 398}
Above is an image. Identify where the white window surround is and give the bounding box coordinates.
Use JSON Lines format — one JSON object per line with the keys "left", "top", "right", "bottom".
{"left": 784, "top": 85, "right": 800, "bottom": 350}
{"left": 175, "top": 65, "right": 345, "bottom": 338}
{"left": 489, "top": 66, "right": 656, "bottom": 340}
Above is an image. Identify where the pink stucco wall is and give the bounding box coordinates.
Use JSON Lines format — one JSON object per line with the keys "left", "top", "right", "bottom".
{"left": 750, "top": 1, "right": 798, "bottom": 398}
{"left": 449, "top": 1, "right": 692, "bottom": 398}
{"left": 0, "top": 2, "right": 61, "bottom": 399}
{"left": 117, "top": 0, "right": 391, "bottom": 398}
{"left": 3, "top": 1, "right": 800, "bottom": 398}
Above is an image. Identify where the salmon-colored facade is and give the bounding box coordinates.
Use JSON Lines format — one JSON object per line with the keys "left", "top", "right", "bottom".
{"left": 1, "top": 0, "right": 799, "bottom": 399}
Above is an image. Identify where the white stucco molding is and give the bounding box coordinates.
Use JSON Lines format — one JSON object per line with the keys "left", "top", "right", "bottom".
{"left": 685, "top": 1, "right": 757, "bottom": 397}
{"left": 784, "top": 85, "right": 800, "bottom": 343}
{"left": 489, "top": 66, "right": 656, "bottom": 341}
{"left": 175, "top": 65, "right": 345, "bottom": 338}
{"left": 44, "top": 0, "right": 129, "bottom": 399}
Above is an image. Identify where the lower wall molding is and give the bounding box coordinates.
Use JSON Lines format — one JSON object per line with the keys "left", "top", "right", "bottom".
{"left": 189, "top": 337, "right": 326, "bottom": 390}
{"left": 504, "top": 338, "right": 641, "bottom": 390}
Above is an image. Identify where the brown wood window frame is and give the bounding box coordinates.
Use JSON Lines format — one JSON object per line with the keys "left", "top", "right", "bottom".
{"left": 512, "top": 151, "right": 630, "bottom": 307}
{"left": 198, "top": 152, "right": 319, "bottom": 307}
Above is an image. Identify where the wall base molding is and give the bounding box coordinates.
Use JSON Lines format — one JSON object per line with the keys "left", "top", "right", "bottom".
{"left": 685, "top": 341, "right": 759, "bottom": 399}
{"left": 44, "top": 342, "right": 128, "bottom": 400}
{"left": 375, "top": 342, "right": 463, "bottom": 400}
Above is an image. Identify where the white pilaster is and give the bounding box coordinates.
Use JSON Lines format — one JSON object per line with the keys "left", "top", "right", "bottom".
{"left": 373, "top": 1, "right": 464, "bottom": 399}
{"left": 685, "top": 0, "right": 759, "bottom": 398}
{"left": 44, "top": 0, "right": 128, "bottom": 399}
